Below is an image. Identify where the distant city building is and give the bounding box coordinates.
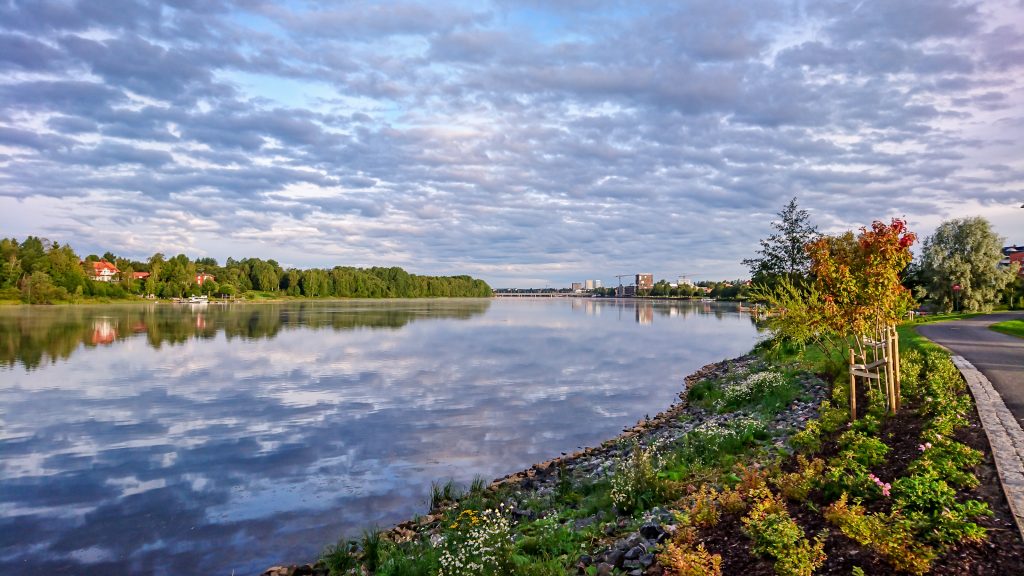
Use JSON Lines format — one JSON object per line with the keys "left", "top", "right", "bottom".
{"left": 571, "top": 282, "right": 583, "bottom": 292}
{"left": 594, "top": 279, "right": 602, "bottom": 288}
{"left": 678, "top": 276, "right": 695, "bottom": 287}
{"left": 636, "top": 273, "right": 653, "bottom": 291}
{"left": 584, "top": 279, "right": 595, "bottom": 290}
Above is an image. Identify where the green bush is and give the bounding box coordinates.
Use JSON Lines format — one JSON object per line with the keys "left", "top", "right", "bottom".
{"left": 742, "top": 488, "right": 827, "bottom": 576}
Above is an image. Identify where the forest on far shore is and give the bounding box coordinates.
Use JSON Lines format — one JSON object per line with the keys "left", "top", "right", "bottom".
{"left": 1, "top": 236, "right": 493, "bottom": 303}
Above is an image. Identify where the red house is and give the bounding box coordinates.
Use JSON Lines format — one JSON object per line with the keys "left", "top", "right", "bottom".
{"left": 131, "top": 271, "right": 151, "bottom": 280}
{"left": 1002, "top": 246, "right": 1024, "bottom": 276}
{"left": 87, "top": 260, "right": 120, "bottom": 282}
{"left": 195, "top": 272, "right": 216, "bottom": 286}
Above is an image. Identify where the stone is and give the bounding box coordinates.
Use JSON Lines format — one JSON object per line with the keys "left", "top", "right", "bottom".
{"left": 639, "top": 522, "right": 665, "bottom": 540}
{"left": 640, "top": 553, "right": 656, "bottom": 567}
{"left": 605, "top": 549, "right": 624, "bottom": 568}
{"left": 597, "top": 562, "right": 615, "bottom": 576}
{"left": 624, "top": 544, "right": 646, "bottom": 560}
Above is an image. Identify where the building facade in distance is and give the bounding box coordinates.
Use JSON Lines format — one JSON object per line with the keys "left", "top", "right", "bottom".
{"left": 635, "top": 273, "right": 653, "bottom": 292}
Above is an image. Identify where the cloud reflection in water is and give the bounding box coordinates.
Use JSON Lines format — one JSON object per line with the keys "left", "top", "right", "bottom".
{"left": 0, "top": 299, "right": 758, "bottom": 575}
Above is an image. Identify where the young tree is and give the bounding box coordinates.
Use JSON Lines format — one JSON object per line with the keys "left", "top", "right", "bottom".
{"left": 752, "top": 219, "right": 916, "bottom": 371}
{"left": 743, "top": 197, "right": 820, "bottom": 286}
{"left": 919, "top": 217, "right": 1016, "bottom": 312}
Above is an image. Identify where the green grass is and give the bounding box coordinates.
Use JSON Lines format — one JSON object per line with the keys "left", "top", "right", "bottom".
{"left": 897, "top": 324, "right": 944, "bottom": 355}
{"left": 990, "top": 319, "right": 1024, "bottom": 339}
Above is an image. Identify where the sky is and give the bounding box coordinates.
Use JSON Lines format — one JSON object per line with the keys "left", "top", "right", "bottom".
{"left": 1, "top": 0, "right": 1022, "bottom": 288}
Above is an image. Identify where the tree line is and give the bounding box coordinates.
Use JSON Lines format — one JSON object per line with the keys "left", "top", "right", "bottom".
{"left": 0, "top": 237, "right": 492, "bottom": 303}
{"left": 743, "top": 198, "right": 1022, "bottom": 312}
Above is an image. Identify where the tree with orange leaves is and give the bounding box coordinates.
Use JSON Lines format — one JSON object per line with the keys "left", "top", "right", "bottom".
{"left": 752, "top": 219, "right": 916, "bottom": 371}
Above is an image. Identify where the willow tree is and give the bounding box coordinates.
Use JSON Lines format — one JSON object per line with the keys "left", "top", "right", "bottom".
{"left": 920, "top": 217, "right": 1016, "bottom": 312}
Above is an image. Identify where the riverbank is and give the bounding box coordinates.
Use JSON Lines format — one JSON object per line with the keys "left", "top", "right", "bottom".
{"left": 263, "top": 339, "right": 1024, "bottom": 576}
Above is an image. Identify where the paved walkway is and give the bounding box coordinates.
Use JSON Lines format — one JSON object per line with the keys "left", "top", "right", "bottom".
{"left": 916, "top": 311, "right": 1024, "bottom": 540}
{"left": 917, "top": 312, "right": 1024, "bottom": 427}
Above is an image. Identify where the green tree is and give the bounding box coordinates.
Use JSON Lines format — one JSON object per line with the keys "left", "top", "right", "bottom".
{"left": 46, "top": 243, "right": 88, "bottom": 294}
{"left": 0, "top": 238, "right": 21, "bottom": 289}
{"left": 21, "top": 271, "right": 67, "bottom": 304}
{"left": 920, "top": 217, "right": 1017, "bottom": 312}
{"left": 743, "top": 197, "right": 820, "bottom": 286}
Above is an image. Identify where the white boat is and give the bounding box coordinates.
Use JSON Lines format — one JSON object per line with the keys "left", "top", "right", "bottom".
{"left": 187, "top": 295, "right": 209, "bottom": 304}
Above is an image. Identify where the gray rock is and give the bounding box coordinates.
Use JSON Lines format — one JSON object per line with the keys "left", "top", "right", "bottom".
{"left": 624, "top": 544, "right": 646, "bottom": 560}
{"left": 597, "top": 562, "right": 615, "bottom": 576}
{"left": 639, "top": 522, "right": 664, "bottom": 541}
{"left": 606, "top": 549, "right": 624, "bottom": 568}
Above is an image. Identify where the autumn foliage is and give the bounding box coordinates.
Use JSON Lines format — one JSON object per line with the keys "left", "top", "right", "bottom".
{"left": 753, "top": 218, "right": 917, "bottom": 368}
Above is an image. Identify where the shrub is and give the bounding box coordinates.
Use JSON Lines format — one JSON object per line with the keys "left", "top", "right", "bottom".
{"left": 659, "top": 542, "right": 723, "bottom": 576}
{"left": 717, "top": 485, "right": 748, "bottom": 514}
{"left": 788, "top": 419, "right": 822, "bottom": 454}
{"left": 773, "top": 456, "right": 824, "bottom": 502}
{"left": 837, "top": 429, "right": 889, "bottom": 468}
{"left": 907, "top": 439, "right": 982, "bottom": 490}
{"left": 890, "top": 471, "right": 990, "bottom": 546}
{"left": 742, "top": 488, "right": 827, "bottom": 576}
{"left": 610, "top": 441, "right": 665, "bottom": 513}
{"left": 824, "top": 494, "right": 935, "bottom": 575}
{"left": 689, "top": 485, "right": 720, "bottom": 527}
{"left": 899, "top": 348, "right": 925, "bottom": 400}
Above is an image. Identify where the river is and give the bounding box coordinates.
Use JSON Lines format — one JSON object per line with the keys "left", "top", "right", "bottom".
{"left": 0, "top": 298, "right": 759, "bottom": 575}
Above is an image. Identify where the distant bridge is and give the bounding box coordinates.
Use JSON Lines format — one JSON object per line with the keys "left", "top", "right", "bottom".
{"left": 492, "top": 292, "right": 576, "bottom": 298}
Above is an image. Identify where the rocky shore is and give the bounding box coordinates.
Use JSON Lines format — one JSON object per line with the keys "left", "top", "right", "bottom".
{"left": 263, "top": 354, "right": 829, "bottom": 576}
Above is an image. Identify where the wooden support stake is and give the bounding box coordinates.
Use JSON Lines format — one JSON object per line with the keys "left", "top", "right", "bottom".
{"left": 849, "top": 347, "right": 857, "bottom": 421}
{"left": 893, "top": 325, "right": 901, "bottom": 411}
{"left": 886, "top": 325, "right": 896, "bottom": 414}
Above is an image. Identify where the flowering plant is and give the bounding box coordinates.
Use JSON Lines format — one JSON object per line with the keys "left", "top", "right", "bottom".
{"left": 437, "top": 506, "right": 515, "bottom": 576}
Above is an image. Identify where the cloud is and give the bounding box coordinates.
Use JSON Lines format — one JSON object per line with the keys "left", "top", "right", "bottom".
{"left": 0, "top": 0, "right": 1021, "bottom": 287}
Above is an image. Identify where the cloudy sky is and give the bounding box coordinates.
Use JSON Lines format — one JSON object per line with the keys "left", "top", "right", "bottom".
{"left": 1, "top": 0, "right": 1022, "bottom": 287}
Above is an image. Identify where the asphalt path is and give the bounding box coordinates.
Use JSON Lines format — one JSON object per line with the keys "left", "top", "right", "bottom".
{"left": 917, "top": 311, "right": 1024, "bottom": 427}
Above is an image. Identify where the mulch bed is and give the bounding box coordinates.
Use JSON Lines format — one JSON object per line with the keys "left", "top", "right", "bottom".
{"left": 687, "top": 393, "right": 1024, "bottom": 575}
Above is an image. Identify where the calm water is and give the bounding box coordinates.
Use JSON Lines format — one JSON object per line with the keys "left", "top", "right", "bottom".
{"left": 0, "top": 299, "right": 759, "bottom": 575}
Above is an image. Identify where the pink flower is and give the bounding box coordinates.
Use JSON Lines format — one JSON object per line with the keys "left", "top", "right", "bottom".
{"left": 868, "top": 474, "right": 891, "bottom": 497}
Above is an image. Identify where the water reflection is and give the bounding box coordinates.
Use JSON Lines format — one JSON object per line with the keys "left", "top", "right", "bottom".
{"left": 0, "top": 299, "right": 758, "bottom": 575}
{"left": 0, "top": 300, "right": 492, "bottom": 370}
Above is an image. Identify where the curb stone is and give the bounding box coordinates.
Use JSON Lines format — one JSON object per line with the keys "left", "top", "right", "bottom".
{"left": 951, "top": 355, "right": 1024, "bottom": 542}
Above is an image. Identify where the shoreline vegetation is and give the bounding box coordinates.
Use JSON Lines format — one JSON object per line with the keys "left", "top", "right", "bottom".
{"left": 0, "top": 236, "right": 492, "bottom": 305}
{"left": 263, "top": 322, "right": 1024, "bottom": 576}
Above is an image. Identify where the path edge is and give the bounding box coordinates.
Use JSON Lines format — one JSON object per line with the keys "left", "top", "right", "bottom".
{"left": 951, "top": 354, "right": 1024, "bottom": 542}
